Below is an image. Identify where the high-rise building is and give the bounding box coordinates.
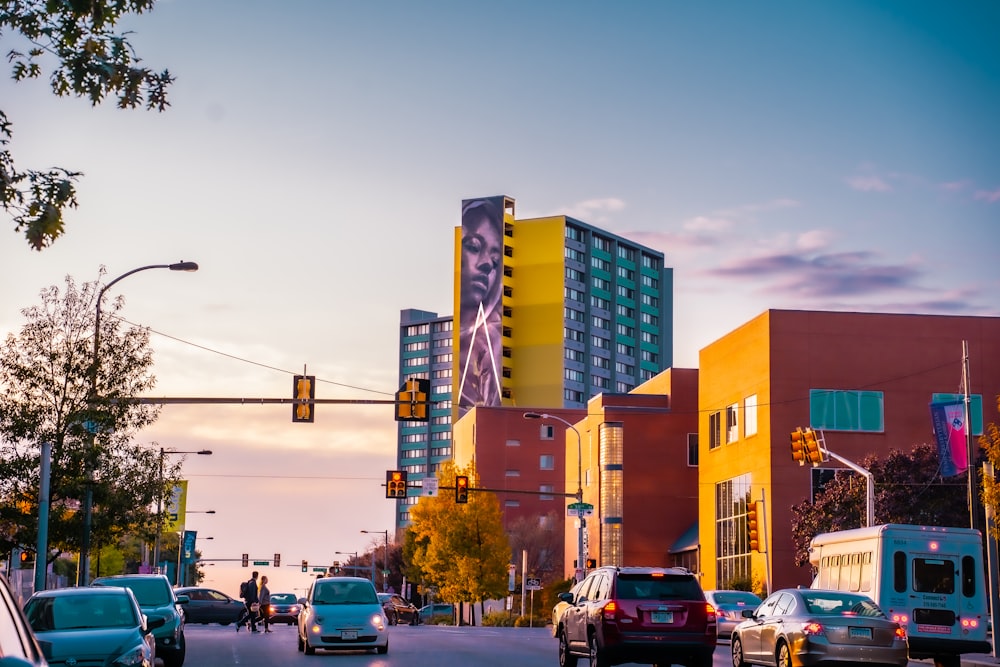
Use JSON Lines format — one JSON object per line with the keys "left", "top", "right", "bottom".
{"left": 395, "top": 195, "right": 673, "bottom": 528}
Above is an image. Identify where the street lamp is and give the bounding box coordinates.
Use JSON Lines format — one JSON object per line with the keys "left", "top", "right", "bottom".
{"left": 177, "top": 510, "right": 215, "bottom": 586}
{"left": 335, "top": 551, "right": 359, "bottom": 576}
{"left": 524, "top": 411, "right": 585, "bottom": 581}
{"left": 153, "top": 448, "right": 212, "bottom": 570}
{"left": 80, "top": 261, "right": 198, "bottom": 586}
{"left": 361, "top": 530, "right": 389, "bottom": 592}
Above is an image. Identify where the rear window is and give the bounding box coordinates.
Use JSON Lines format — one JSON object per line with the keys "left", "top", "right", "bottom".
{"left": 712, "top": 592, "right": 761, "bottom": 606}
{"left": 615, "top": 574, "right": 703, "bottom": 600}
{"left": 803, "top": 593, "right": 884, "bottom": 617}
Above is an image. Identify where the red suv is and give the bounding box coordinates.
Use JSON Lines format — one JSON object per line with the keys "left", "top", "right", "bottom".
{"left": 555, "top": 566, "right": 716, "bottom": 667}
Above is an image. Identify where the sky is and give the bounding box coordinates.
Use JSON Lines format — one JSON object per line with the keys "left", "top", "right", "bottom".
{"left": 1, "top": 0, "right": 998, "bottom": 596}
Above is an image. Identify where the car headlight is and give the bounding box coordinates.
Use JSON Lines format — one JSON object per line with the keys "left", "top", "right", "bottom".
{"left": 372, "top": 614, "right": 385, "bottom": 630}
{"left": 112, "top": 644, "right": 148, "bottom": 666}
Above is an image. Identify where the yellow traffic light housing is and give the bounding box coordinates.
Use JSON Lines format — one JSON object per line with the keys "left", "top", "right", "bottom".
{"left": 386, "top": 470, "right": 408, "bottom": 498}
{"left": 292, "top": 374, "right": 315, "bottom": 423}
{"left": 455, "top": 475, "right": 469, "bottom": 504}
{"left": 395, "top": 378, "right": 430, "bottom": 421}
{"left": 790, "top": 428, "right": 806, "bottom": 465}
{"left": 803, "top": 429, "right": 824, "bottom": 466}
{"left": 747, "top": 501, "right": 760, "bottom": 552}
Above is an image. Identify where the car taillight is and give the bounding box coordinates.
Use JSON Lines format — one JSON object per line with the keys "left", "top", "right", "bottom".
{"left": 603, "top": 600, "right": 618, "bottom": 619}
{"left": 961, "top": 618, "right": 979, "bottom": 629}
{"left": 890, "top": 612, "right": 909, "bottom": 624}
{"left": 706, "top": 603, "right": 717, "bottom": 617}
{"left": 802, "top": 622, "right": 824, "bottom": 636}
{"left": 895, "top": 626, "right": 907, "bottom": 641}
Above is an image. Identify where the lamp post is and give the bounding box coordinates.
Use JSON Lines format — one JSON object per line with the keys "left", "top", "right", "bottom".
{"left": 154, "top": 448, "right": 212, "bottom": 571}
{"left": 335, "top": 551, "right": 359, "bottom": 576}
{"left": 177, "top": 510, "right": 215, "bottom": 586}
{"left": 524, "top": 411, "right": 584, "bottom": 581}
{"left": 361, "top": 530, "right": 389, "bottom": 592}
{"left": 81, "top": 261, "right": 198, "bottom": 586}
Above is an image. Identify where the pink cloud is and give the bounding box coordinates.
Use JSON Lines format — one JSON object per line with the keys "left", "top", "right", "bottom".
{"left": 974, "top": 188, "right": 1000, "bottom": 203}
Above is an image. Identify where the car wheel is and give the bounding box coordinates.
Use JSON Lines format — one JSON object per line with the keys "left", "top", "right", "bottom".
{"left": 776, "top": 640, "right": 791, "bottom": 667}
{"left": 588, "top": 633, "right": 608, "bottom": 667}
{"left": 376, "top": 642, "right": 388, "bottom": 654}
{"left": 558, "top": 629, "right": 577, "bottom": 667}
{"left": 304, "top": 639, "right": 316, "bottom": 655}
{"left": 297, "top": 632, "right": 304, "bottom": 652}
{"left": 410, "top": 613, "right": 419, "bottom": 626}
{"left": 162, "top": 633, "right": 186, "bottom": 667}
{"left": 732, "top": 636, "right": 748, "bottom": 667}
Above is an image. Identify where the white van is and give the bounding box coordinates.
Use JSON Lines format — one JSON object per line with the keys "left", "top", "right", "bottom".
{"left": 809, "top": 523, "right": 991, "bottom": 667}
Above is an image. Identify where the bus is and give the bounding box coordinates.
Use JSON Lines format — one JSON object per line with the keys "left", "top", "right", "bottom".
{"left": 808, "top": 524, "right": 991, "bottom": 667}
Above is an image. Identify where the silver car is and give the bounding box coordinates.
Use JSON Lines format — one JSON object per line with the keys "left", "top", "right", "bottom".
{"left": 731, "top": 588, "right": 907, "bottom": 667}
{"left": 23, "top": 586, "right": 162, "bottom": 667}
{"left": 297, "top": 577, "right": 387, "bottom": 655}
{"left": 704, "top": 590, "right": 762, "bottom": 639}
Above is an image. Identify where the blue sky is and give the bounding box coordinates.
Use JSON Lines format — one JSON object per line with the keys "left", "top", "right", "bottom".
{"left": 1, "top": 1, "right": 998, "bottom": 594}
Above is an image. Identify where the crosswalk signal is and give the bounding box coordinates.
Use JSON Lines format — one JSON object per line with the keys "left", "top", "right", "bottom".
{"left": 747, "top": 502, "right": 760, "bottom": 552}
{"left": 586, "top": 558, "right": 596, "bottom": 569}
{"left": 395, "top": 377, "right": 430, "bottom": 421}
{"left": 790, "top": 428, "right": 806, "bottom": 466}
{"left": 386, "top": 470, "right": 408, "bottom": 498}
{"left": 242, "top": 553, "right": 249, "bottom": 567}
{"left": 292, "top": 375, "right": 316, "bottom": 423}
{"left": 301, "top": 559, "right": 308, "bottom": 572}
{"left": 455, "top": 475, "right": 469, "bottom": 504}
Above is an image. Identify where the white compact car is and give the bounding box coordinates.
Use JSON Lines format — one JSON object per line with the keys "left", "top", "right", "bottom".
{"left": 297, "top": 577, "right": 387, "bottom": 655}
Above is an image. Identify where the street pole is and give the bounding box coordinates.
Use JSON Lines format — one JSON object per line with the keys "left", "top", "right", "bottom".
{"left": 361, "top": 529, "right": 390, "bottom": 591}
{"left": 81, "top": 261, "right": 198, "bottom": 586}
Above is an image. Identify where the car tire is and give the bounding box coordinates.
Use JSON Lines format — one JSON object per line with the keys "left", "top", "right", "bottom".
{"left": 376, "top": 642, "right": 388, "bottom": 654}
{"left": 297, "top": 631, "right": 304, "bottom": 652}
{"left": 558, "top": 629, "right": 577, "bottom": 667}
{"left": 776, "top": 640, "right": 791, "bottom": 667}
{"left": 388, "top": 611, "right": 397, "bottom": 626}
{"left": 410, "top": 613, "right": 419, "bottom": 626}
{"left": 305, "top": 639, "right": 316, "bottom": 655}
{"left": 162, "top": 633, "right": 186, "bottom": 667}
{"left": 732, "top": 636, "right": 748, "bottom": 667}
{"left": 588, "top": 633, "right": 608, "bottom": 667}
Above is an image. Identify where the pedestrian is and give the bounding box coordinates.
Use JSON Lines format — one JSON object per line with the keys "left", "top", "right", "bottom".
{"left": 259, "top": 575, "right": 272, "bottom": 633}
{"left": 239, "top": 570, "right": 260, "bottom": 633}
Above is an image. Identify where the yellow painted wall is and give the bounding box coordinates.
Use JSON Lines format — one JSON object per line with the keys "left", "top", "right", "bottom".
{"left": 698, "top": 311, "right": 773, "bottom": 590}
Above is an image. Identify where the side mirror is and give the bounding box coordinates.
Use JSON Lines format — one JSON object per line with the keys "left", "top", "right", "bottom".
{"left": 297, "top": 597, "right": 307, "bottom": 605}
{"left": 557, "top": 592, "right": 574, "bottom": 603}
{"left": 175, "top": 594, "right": 189, "bottom": 605}
{"left": 741, "top": 609, "right": 755, "bottom": 619}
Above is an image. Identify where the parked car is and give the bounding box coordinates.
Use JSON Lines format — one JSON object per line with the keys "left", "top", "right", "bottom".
{"left": 556, "top": 565, "right": 716, "bottom": 667}
{"left": 418, "top": 603, "right": 455, "bottom": 624}
{"left": 551, "top": 580, "right": 585, "bottom": 637}
{"left": 174, "top": 586, "right": 245, "bottom": 625}
{"left": 297, "top": 577, "right": 387, "bottom": 655}
{"left": 23, "top": 585, "right": 160, "bottom": 667}
{"left": 703, "top": 590, "right": 762, "bottom": 639}
{"left": 267, "top": 592, "right": 300, "bottom": 625}
{"left": 377, "top": 593, "right": 419, "bottom": 625}
{"left": 730, "top": 588, "right": 908, "bottom": 667}
{"left": 0, "top": 572, "right": 49, "bottom": 667}
{"left": 92, "top": 574, "right": 186, "bottom": 667}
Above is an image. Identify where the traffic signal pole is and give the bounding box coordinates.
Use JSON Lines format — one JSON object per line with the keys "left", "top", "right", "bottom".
{"left": 822, "top": 447, "right": 875, "bottom": 528}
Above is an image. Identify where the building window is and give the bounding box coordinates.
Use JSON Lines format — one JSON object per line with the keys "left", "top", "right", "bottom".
{"left": 709, "top": 412, "right": 721, "bottom": 450}
{"left": 505, "top": 469, "right": 520, "bottom": 477}
{"left": 744, "top": 395, "right": 758, "bottom": 437}
{"left": 565, "top": 246, "right": 585, "bottom": 262}
{"left": 433, "top": 320, "right": 453, "bottom": 333}
{"left": 593, "top": 316, "right": 610, "bottom": 330}
{"left": 505, "top": 499, "right": 521, "bottom": 508}
{"left": 539, "top": 425, "right": 554, "bottom": 440}
{"left": 687, "top": 433, "right": 698, "bottom": 466}
{"left": 641, "top": 331, "right": 659, "bottom": 344}
{"left": 565, "top": 307, "right": 585, "bottom": 322}
{"left": 641, "top": 293, "right": 659, "bottom": 307}
{"left": 616, "top": 323, "right": 634, "bottom": 338}
{"left": 403, "top": 341, "right": 429, "bottom": 351}
{"left": 593, "top": 277, "right": 612, "bottom": 292}
{"left": 616, "top": 381, "right": 633, "bottom": 392}
{"left": 591, "top": 295, "right": 610, "bottom": 310}
{"left": 642, "top": 254, "right": 660, "bottom": 270}
{"left": 565, "top": 287, "right": 585, "bottom": 302}
{"left": 566, "top": 328, "right": 585, "bottom": 343}
{"left": 404, "top": 323, "right": 430, "bottom": 336}
{"left": 565, "top": 389, "right": 584, "bottom": 403}
{"left": 641, "top": 312, "right": 659, "bottom": 326}
{"left": 932, "top": 393, "right": 984, "bottom": 435}
{"left": 640, "top": 350, "right": 658, "bottom": 364}
{"left": 506, "top": 439, "right": 520, "bottom": 447}
{"left": 432, "top": 353, "right": 452, "bottom": 364}
{"left": 592, "top": 355, "right": 610, "bottom": 369}
{"left": 565, "top": 347, "right": 585, "bottom": 362}
{"left": 593, "top": 235, "right": 611, "bottom": 252}
{"left": 592, "top": 256, "right": 611, "bottom": 272}
{"left": 618, "top": 245, "right": 636, "bottom": 262}
{"left": 566, "top": 267, "right": 584, "bottom": 282}
{"left": 616, "top": 304, "right": 635, "bottom": 319}
{"left": 593, "top": 375, "right": 609, "bottom": 389}
{"left": 539, "top": 484, "right": 555, "bottom": 501}
{"left": 810, "top": 390, "right": 884, "bottom": 432}
{"left": 592, "top": 335, "right": 610, "bottom": 350}
{"left": 615, "top": 361, "right": 634, "bottom": 375}
{"left": 403, "top": 356, "right": 429, "bottom": 367}
{"left": 617, "top": 285, "right": 634, "bottom": 300}
{"left": 641, "top": 274, "right": 658, "bottom": 288}
{"left": 726, "top": 403, "right": 739, "bottom": 443}
{"left": 565, "top": 368, "right": 585, "bottom": 383}
{"left": 616, "top": 343, "right": 634, "bottom": 357}
{"left": 715, "top": 473, "right": 753, "bottom": 588}
{"left": 401, "top": 449, "right": 427, "bottom": 459}
{"left": 539, "top": 455, "right": 555, "bottom": 470}
{"left": 565, "top": 225, "right": 584, "bottom": 242}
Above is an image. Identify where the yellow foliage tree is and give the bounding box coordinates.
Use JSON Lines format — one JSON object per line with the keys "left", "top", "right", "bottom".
{"left": 980, "top": 395, "right": 1000, "bottom": 542}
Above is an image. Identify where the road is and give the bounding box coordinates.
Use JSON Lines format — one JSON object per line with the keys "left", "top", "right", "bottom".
{"left": 179, "top": 623, "right": 996, "bottom": 667}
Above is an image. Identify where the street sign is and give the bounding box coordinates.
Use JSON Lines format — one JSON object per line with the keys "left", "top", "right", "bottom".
{"left": 567, "top": 502, "right": 593, "bottom": 510}
{"left": 253, "top": 560, "right": 268, "bottom": 566}
{"left": 312, "top": 567, "right": 326, "bottom": 573}
{"left": 525, "top": 577, "right": 542, "bottom": 591}
{"left": 422, "top": 478, "right": 439, "bottom": 497}
{"left": 567, "top": 502, "right": 594, "bottom": 517}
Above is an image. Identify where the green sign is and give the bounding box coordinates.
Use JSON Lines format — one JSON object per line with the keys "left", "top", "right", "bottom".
{"left": 312, "top": 567, "right": 326, "bottom": 572}
{"left": 253, "top": 561, "right": 269, "bottom": 566}
{"left": 567, "top": 502, "right": 593, "bottom": 510}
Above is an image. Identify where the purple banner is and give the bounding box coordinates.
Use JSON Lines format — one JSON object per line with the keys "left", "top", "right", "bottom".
{"left": 930, "top": 400, "right": 967, "bottom": 477}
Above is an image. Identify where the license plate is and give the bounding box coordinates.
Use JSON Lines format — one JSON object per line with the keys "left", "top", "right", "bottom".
{"left": 849, "top": 627, "right": 872, "bottom": 640}
{"left": 341, "top": 630, "right": 358, "bottom": 640}
{"left": 650, "top": 611, "right": 673, "bottom": 624}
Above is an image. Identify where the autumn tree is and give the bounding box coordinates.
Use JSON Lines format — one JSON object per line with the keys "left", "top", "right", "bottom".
{"left": 0, "top": 272, "right": 176, "bottom": 570}
{"left": 980, "top": 395, "right": 1000, "bottom": 542}
{"left": 1, "top": 0, "right": 173, "bottom": 249}
{"left": 789, "top": 443, "right": 969, "bottom": 566}
{"left": 404, "top": 461, "right": 509, "bottom": 623}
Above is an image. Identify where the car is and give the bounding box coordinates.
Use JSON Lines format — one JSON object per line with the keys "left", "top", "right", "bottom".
{"left": 174, "top": 586, "right": 245, "bottom": 625}
{"left": 23, "top": 585, "right": 160, "bottom": 667}
{"left": 703, "top": 590, "right": 762, "bottom": 639}
{"left": 297, "top": 576, "right": 387, "bottom": 655}
{"left": 0, "top": 572, "right": 49, "bottom": 667}
{"left": 551, "top": 580, "right": 585, "bottom": 637}
{"left": 267, "top": 592, "right": 300, "bottom": 625}
{"left": 377, "top": 593, "right": 420, "bottom": 626}
{"left": 91, "top": 574, "right": 186, "bottom": 667}
{"left": 730, "top": 588, "right": 908, "bottom": 667}
{"left": 418, "top": 603, "right": 454, "bottom": 624}
{"left": 556, "top": 565, "right": 716, "bottom": 667}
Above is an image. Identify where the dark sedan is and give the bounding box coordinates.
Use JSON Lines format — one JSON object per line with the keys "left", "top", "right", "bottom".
{"left": 174, "top": 587, "right": 245, "bottom": 626}
{"left": 267, "top": 592, "right": 300, "bottom": 625}
{"left": 377, "top": 593, "right": 420, "bottom": 625}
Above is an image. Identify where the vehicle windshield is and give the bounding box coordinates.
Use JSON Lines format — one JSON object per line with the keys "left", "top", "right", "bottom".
{"left": 26, "top": 594, "right": 137, "bottom": 631}
{"left": 312, "top": 581, "right": 377, "bottom": 605}
{"left": 97, "top": 578, "right": 172, "bottom": 606}
{"left": 270, "top": 593, "right": 297, "bottom": 603}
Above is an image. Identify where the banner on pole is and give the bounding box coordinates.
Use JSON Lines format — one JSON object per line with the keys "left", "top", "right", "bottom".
{"left": 930, "top": 400, "right": 967, "bottom": 477}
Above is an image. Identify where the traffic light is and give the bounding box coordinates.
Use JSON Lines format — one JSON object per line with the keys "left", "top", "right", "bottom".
{"left": 274, "top": 553, "right": 281, "bottom": 568}
{"left": 292, "top": 374, "right": 315, "bottom": 423}
{"left": 332, "top": 560, "right": 341, "bottom": 574}
{"left": 455, "top": 475, "right": 469, "bottom": 503}
{"left": 386, "top": 470, "right": 408, "bottom": 498}
{"left": 301, "top": 560, "right": 308, "bottom": 572}
{"left": 586, "top": 558, "right": 596, "bottom": 569}
{"left": 803, "top": 429, "right": 824, "bottom": 466}
{"left": 242, "top": 553, "right": 249, "bottom": 567}
{"left": 395, "top": 377, "right": 430, "bottom": 421}
{"left": 790, "top": 428, "right": 806, "bottom": 465}
{"left": 747, "top": 502, "right": 760, "bottom": 552}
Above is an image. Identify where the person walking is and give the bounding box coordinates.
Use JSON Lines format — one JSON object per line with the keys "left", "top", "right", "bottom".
{"left": 259, "top": 575, "right": 272, "bottom": 633}
{"left": 239, "top": 570, "right": 260, "bottom": 633}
